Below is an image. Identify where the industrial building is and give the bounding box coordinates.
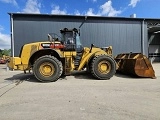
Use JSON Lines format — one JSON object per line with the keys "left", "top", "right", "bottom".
{"left": 9, "top": 13, "right": 160, "bottom": 62}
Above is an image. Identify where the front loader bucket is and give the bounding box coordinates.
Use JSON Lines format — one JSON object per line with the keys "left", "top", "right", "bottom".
{"left": 115, "top": 53, "right": 156, "bottom": 78}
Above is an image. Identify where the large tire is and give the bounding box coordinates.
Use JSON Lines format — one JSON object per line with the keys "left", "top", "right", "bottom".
{"left": 90, "top": 55, "right": 116, "bottom": 80}
{"left": 33, "top": 55, "right": 63, "bottom": 82}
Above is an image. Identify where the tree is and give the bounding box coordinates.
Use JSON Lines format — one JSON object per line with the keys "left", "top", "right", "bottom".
{"left": 0, "top": 49, "right": 11, "bottom": 57}
{"left": 0, "top": 49, "right": 2, "bottom": 57}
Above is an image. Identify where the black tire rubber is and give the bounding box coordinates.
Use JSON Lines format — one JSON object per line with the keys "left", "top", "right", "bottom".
{"left": 33, "top": 55, "right": 63, "bottom": 82}
{"left": 90, "top": 55, "right": 116, "bottom": 80}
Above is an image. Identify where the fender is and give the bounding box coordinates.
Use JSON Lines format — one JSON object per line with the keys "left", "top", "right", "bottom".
{"left": 78, "top": 48, "right": 109, "bottom": 71}
{"left": 29, "top": 48, "right": 62, "bottom": 65}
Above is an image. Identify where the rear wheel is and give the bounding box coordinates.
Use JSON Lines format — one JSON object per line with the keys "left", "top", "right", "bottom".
{"left": 91, "top": 55, "right": 116, "bottom": 80}
{"left": 33, "top": 55, "right": 62, "bottom": 82}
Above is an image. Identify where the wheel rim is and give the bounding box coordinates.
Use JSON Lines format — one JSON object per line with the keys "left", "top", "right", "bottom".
{"left": 98, "top": 60, "right": 111, "bottom": 74}
{"left": 39, "top": 62, "right": 55, "bottom": 77}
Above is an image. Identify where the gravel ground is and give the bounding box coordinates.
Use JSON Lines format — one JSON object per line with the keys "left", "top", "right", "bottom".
{"left": 0, "top": 63, "right": 160, "bottom": 120}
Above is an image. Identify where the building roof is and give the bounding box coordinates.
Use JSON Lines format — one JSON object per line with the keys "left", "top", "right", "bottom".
{"left": 9, "top": 12, "right": 159, "bottom": 21}
{"left": 9, "top": 13, "right": 160, "bottom": 34}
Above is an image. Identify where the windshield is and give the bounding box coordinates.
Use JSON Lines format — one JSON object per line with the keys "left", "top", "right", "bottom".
{"left": 61, "top": 31, "right": 83, "bottom": 52}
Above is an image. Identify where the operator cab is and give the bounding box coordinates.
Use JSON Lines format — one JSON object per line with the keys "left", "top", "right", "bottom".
{"left": 60, "top": 28, "right": 84, "bottom": 69}
{"left": 60, "top": 28, "right": 83, "bottom": 52}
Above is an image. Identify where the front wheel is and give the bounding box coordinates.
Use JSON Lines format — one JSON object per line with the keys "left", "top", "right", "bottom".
{"left": 90, "top": 55, "right": 116, "bottom": 80}
{"left": 33, "top": 55, "right": 62, "bottom": 82}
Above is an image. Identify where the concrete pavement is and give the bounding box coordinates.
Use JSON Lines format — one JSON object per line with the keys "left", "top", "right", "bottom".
{"left": 0, "top": 64, "right": 160, "bottom": 120}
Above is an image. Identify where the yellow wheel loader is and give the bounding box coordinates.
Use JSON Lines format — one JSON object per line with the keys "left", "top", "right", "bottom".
{"left": 8, "top": 28, "right": 116, "bottom": 82}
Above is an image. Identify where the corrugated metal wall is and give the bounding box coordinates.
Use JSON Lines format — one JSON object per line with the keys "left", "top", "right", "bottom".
{"left": 11, "top": 14, "right": 147, "bottom": 56}
{"left": 80, "top": 21, "right": 143, "bottom": 55}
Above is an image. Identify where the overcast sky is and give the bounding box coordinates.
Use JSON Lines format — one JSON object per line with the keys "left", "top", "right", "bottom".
{"left": 0, "top": 0, "right": 160, "bottom": 49}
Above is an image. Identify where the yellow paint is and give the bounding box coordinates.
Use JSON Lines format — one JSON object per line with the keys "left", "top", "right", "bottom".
{"left": 78, "top": 47, "right": 108, "bottom": 71}
{"left": 21, "top": 43, "right": 40, "bottom": 65}
{"left": 39, "top": 62, "right": 55, "bottom": 77}
{"left": 8, "top": 57, "right": 21, "bottom": 68}
{"left": 17, "top": 41, "right": 63, "bottom": 70}
{"left": 98, "top": 61, "right": 111, "bottom": 74}
{"left": 8, "top": 57, "right": 28, "bottom": 70}
{"left": 63, "top": 51, "right": 76, "bottom": 57}
{"left": 17, "top": 64, "right": 28, "bottom": 70}
{"left": 62, "top": 51, "right": 77, "bottom": 72}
